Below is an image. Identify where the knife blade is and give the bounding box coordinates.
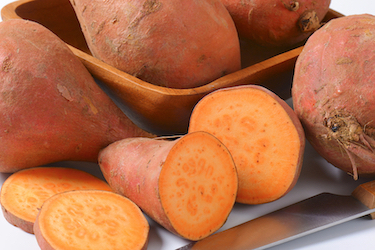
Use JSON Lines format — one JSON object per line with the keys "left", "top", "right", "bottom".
{"left": 177, "top": 180, "right": 375, "bottom": 250}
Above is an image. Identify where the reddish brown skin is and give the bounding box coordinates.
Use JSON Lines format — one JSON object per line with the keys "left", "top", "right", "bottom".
{"left": 1, "top": 206, "right": 34, "bottom": 234}
{"left": 98, "top": 137, "right": 178, "bottom": 235}
{"left": 0, "top": 19, "right": 153, "bottom": 173}
{"left": 69, "top": 0, "right": 241, "bottom": 89}
{"left": 220, "top": 0, "right": 331, "bottom": 47}
{"left": 34, "top": 215, "right": 54, "bottom": 250}
{"left": 292, "top": 14, "right": 375, "bottom": 179}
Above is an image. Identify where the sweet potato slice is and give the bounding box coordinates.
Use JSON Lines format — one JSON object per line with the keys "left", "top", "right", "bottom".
{"left": 98, "top": 131, "right": 238, "bottom": 241}
{"left": 0, "top": 167, "right": 112, "bottom": 234}
{"left": 188, "top": 85, "right": 305, "bottom": 204}
{"left": 34, "top": 190, "right": 149, "bottom": 250}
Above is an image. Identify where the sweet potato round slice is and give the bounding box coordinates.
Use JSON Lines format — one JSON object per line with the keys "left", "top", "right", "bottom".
{"left": 0, "top": 167, "right": 112, "bottom": 234}
{"left": 158, "top": 132, "right": 238, "bottom": 240}
{"left": 34, "top": 190, "right": 149, "bottom": 250}
{"left": 188, "top": 85, "right": 305, "bottom": 204}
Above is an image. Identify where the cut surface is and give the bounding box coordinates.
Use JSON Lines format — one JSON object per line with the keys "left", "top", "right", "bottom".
{"left": 0, "top": 167, "right": 112, "bottom": 233}
{"left": 158, "top": 132, "right": 238, "bottom": 241}
{"left": 189, "top": 87, "right": 302, "bottom": 204}
{"left": 35, "top": 190, "right": 149, "bottom": 250}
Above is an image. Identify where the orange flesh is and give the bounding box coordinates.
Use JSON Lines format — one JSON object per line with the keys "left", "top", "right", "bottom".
{"left": 189, "top": 88, "right": 301, "bottom": 204}
{"left": 36, "top": 190, "right": 149, "bottom": 250}
{"left": 158, "top": 132, "right": 238, "bottom": 240}
{"left": 0, "top": 167, "right": 112, "bottom": 228}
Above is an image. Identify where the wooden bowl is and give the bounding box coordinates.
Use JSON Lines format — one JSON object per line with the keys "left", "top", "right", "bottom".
{"left": 1, "top": 0, "right": 343, "bottom": 135}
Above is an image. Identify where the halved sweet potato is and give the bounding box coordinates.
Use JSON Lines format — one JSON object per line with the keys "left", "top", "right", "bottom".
{"left": 98, "top": 131, "right": 238, "bottom": 240}
{"left": 189, "top": 85, "right": 305, "bottom": 204}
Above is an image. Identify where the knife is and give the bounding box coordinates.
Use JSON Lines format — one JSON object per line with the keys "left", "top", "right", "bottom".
{"left": 177, "top": 180, "right": 375, "bottom": 250}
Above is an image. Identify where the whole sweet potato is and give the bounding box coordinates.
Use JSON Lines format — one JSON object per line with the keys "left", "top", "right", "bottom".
{"left": 69, "top": 0, "right": 241, "bottom": 89}
{"left": 220, "top": 0, "right": 331, "bottom": 47}
{"left": 292, "top": 14, "right": 375, "bottom": 179}
{"left": 0, "top": 19, "right": 153, "bottom": 173}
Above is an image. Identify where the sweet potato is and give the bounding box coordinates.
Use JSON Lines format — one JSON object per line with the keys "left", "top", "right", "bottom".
{"left": 0, "top": 19, "right": 154, "bottom": 173}
{"left": 220, "top": 0, "right": 331, "bottom": 47}
{"left": 98, "top": 131, "right": 238, "bottom": 241}
{"left": 69, "top": 0, "right": 241, "bottom": 89}
{"left": 34, "top": 190, "right": 149, "bottom": 250}
{"left": 292, "top": 14, "right": 375, "bottom": 180}
{"left": 188, "top": 85, "right": 305, "bottom": 204}
{"left": 0, "top": 167, "right": 112, "bottom": 234}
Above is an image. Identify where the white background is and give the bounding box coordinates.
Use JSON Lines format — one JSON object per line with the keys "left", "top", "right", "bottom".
{"left": 0, "top": 0, "right": 375, "bottom": 249}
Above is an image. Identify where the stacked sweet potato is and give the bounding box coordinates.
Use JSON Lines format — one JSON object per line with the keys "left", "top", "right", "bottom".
{"left": 9, "top": 1, "right": 375, "bottom": 250}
